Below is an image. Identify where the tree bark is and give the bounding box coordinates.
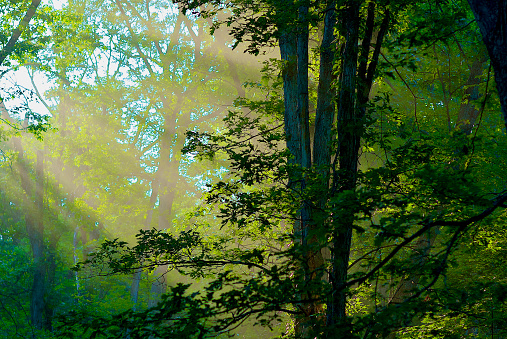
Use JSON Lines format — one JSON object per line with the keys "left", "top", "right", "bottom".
{"left": 467, "top": 0, "right": 507, "bottom": 132}
{"left": 298, "top": 2, "right": 311, "bottom": 172}
{"left": 279, "top": 3, "right": 324, "bottom": 335}
{"left": 313, "top": 1, "right": 336, "bottom": 174}
{"left": 327, "top": 1, "right": 360, "bottom": 335}
{"left": 280, "top": 30, "right": 300, "bottom": 169}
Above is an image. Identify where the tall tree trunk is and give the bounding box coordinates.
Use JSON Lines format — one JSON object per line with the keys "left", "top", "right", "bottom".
{"left": 147, "top": 132, "right": 173, "bottom": 308}
{"left": 43, "top": 232, "right": 58, "bottom": 331}
{"left": 22, "top": 149, "right": 45, "bottom": 330}
{"left": 131, "top": 90, "right": 184, "bottom": 310}
{"left": 147, "top": 91, "right": 184, "bottom": 307}
{"left": 312, "top": 0, "right": 338, "bottom": 306}
{"left": 9, "top": 121, "right": 46, "bottom": 330}
{"left": 131, "top": 163, "right": 160, "bottom": 308}
{"left": 327, "top": 2, "right": 360, "bottom": 336}
{"left": 31, "top": 150, "right": 45, "bottom": 329}
{"left": 280, "top": 1, "right": 331, "bottom": 335}
{"left": 298, "top": 2, "right": 311, "bottom": 172}
{"left": 312, "top": 1, "right": 337, "bottom": 324}
{"left": 279, "top": 4, "right": 310, "bottom": 336}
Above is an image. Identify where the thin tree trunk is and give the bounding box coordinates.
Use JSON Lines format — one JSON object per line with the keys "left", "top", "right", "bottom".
{"left": 43, "top": 232, "right": 58, "bottom": 331}
{"left": 131, "top": 174, "right": 160, "bottom": 309}
{"left": 73, "top": 226, "right": 81, "bottom": 296}
{"left": 9, "top": 119, "right": 46, "bottom": 330}
{"left": 313, "top": 1, "right": 337, "bottom": 292}
{"left": 327, "top": 2, "right": 360, "bottom": 336}
{"left": 280, "top": 30, "right": 300, "bottom": 168}
{"left": 296, "top": 3, "right": 325, "bottom": 334}
{"left": 25, "top": 149, "right": 45, "bottom": 329}
{"left": 298, "top": 2, "right": 311, "bottom": 172}
{"left": 314, "top": 1, "right": 337, "bottom": 173}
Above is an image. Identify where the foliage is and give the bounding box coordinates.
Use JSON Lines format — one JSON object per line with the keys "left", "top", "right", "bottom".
{"left": 60, "top": 87, "right": 507, "bottom": 337}
{"left": 1, "top": 0, "right": 507, "bottom": 338}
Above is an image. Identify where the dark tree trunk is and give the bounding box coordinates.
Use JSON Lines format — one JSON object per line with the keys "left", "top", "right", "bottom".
{"left": 43, "top": 232, "right": 58, "bottom": 331}
{"left": 467, "top": 0, "right": 507, "bottom": 131}
{"left": 327, "top": 2, "right": 360, "bottom": 335}
{"left": 298, "top": 3, "right": 311, "bottom": 172}
{"left": 311, "top": 0, "right": 338, "bottom": 315}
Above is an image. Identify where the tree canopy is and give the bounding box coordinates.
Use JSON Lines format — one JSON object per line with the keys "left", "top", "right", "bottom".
{"left": 0, "top": 0, "right": 507, "bottom": 338}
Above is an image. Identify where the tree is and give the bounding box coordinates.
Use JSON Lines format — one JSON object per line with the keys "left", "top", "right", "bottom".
{"left": 0, "top": 0, "right": 51, "bottom": 140}
{"left": 0, "top": 1, "right": 262, "bottom": 337}
{"left": 0, "top": 0, "right": 57, "bottom": 331}
{"left": 467, "top": 0, "right": 507, "bottom": 131}
{"left": 53, "top": 0, "right": 507, "bottom": 338}
{"left": 0, "top": 0, "right": 42, "bottom": 66}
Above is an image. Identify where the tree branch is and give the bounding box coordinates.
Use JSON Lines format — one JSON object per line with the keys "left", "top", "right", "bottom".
{"left": 0, "top": 0, "right": 42, "bottom": 66}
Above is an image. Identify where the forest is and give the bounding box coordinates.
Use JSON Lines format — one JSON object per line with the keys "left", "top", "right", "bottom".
{"left": 1, "top": 0, "right": 507, "bottom": 338}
